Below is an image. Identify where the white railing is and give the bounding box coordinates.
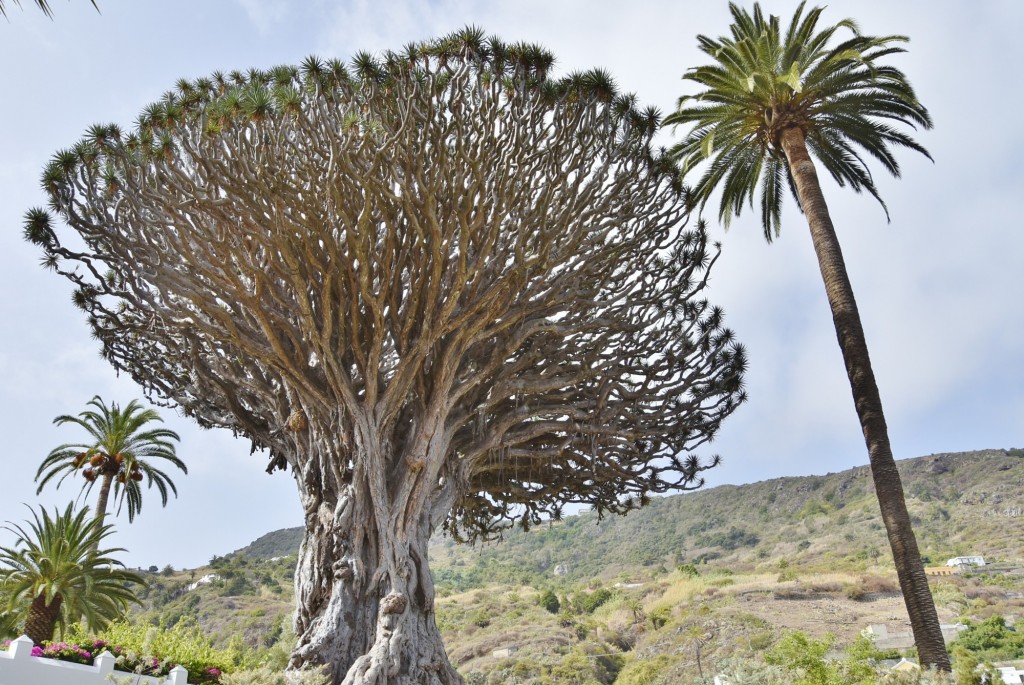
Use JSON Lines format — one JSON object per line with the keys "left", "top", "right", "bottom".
{"left": 0, "top": 635, "right": 189, "bottom": 685}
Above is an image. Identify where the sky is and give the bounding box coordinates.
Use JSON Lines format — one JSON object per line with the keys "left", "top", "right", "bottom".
{"left": 0, "top": 0, "right": 1020, "bottom": 570}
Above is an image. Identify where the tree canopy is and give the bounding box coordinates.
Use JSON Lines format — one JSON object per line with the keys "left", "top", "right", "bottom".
{"left": 26, "top": 28, "right": 747, "bottom": 681}
{"left": 27, "top": 28, "right": 746, "bottom": 539}
{"left": 666, "top": 1, "right": 931, "bottom": 240}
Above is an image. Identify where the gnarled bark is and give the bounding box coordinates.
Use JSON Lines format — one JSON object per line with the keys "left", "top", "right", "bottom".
{"left": 289, "top": 416, "right": 462, "bottom": 684}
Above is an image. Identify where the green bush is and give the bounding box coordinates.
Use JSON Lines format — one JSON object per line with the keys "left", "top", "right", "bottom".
{"left": 580, "top": 588, "right": 614, "bottom": 614}
{"left": 538, "top": 589, "right": 560, "bottom": 614}
{"left": 221, "top": 575, "right": 254, "bottom": 597}
{"left": 950, "top": 615, "right": 1024, "bottom": 662}
{"left": 63, "top": 620, "right": 231, "bottom": 684}
{"left": 220, "top": 665, "right": 330, "bottom": 685}
{"left": 696, "top": 526, "right": 760, "bottom": 551}
{"left": 676, "top": 563, "right": 699, "bottom": 578}
{"left": 616, "top": 654, "right": 672, "bottom": 685}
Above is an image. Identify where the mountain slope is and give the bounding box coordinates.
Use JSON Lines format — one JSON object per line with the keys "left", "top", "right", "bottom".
{"left": 130, "top": 448, "right": 1024, "bottom": 683}
{"left": 232, "top": 449, "right": 1024, "bottom": 584}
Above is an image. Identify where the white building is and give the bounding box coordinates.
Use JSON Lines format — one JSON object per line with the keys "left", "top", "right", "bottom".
{"left": 946, "top": 556, "right": 986, "bottom": 567}
{"left": 186, "top": 573, "right": 220, "bottom": 591}
{"left": 995, "top": 666, "right": 1024, "bottom": 684}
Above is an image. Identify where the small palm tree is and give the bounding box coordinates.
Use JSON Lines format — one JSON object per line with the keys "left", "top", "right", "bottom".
{"left": 0, "top": 504, "right": 144, "bottom": 644}
{"left": 0, "top": 0, "right": 97, "bottom": 18}
{"left": 35, "top": 396, "right": 185, "bottom": 531}
{"left": 665, "top": 1, "right": 947, "bottom": 670}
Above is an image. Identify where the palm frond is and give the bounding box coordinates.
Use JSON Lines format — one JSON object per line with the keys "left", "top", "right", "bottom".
{"left": 665, "top": 0, "right": 931, "bottom": 238}
{"left": 0, "top": 0, "right": 98, "bottom": 19}
{"left": 34, "top": 397, "right": 184, "bottom": 525}
{"left": 0, "top": 504, "right": 143, "bottom": 640}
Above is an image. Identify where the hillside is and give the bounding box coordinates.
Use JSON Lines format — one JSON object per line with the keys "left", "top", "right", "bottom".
{"left": 132, "top": 448, "right": 1024, "bottom": 683}
{"left": 229, "top": 449, "right": 1024, "bottom": 583}
{"left": 430, "top": 447, "right": 1024, "bottom": 585}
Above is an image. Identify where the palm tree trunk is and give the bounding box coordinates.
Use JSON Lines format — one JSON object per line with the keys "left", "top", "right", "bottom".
{"left": 24, "top": 592, "right": 62, "bottom": 645}
{"left": 778, "top": 126, "right": 950, "bottom": 671}
{"left": 93, "top": 471, "right": 113, "bottom": 531}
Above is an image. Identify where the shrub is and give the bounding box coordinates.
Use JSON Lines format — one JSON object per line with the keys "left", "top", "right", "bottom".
{"left": 616, "top": 654, "right": 672, "bottom": 685}
{"left": 696, "top": 526, "right": 760, "bottom": 551}
{"left": 859, "top": 574, "right": 899, "bottom": 594}
{"left": 676, "top": 563, "right": 699, "bottom": 578}
{"left": 221, "top": 575, "right": 254, "bottom": 597}
{"left": 777, "top": 569, "right": 798, "bottom": 582}
{"left": 64, "top": 620, "right": 231, "bottom": 684}
{"left": 538, "top": 589, "right": 560, "bottom": 614}
{"left": 844, "top": 583, "right": 868, "bottom": 601}
{"left": 951, "top": 615, "right": 1024, "bottom": 661}
{"left": 649, "top": 607, "right": 671, "bottom": 630}
{"left": 748, "top": 631, "right": 773, "bottom": 651}
{"left": 468, "top": 608, "right": 491, "bottom": 628}
{"left": 581, "top": 588, "right": 615, "bottom": 614}
{"left": 220, "top": 665, "right": 330, "bottom": 685}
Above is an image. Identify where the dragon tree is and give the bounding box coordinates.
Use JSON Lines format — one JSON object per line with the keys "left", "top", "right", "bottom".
{"left": 25, "top": 29, "right": 747, "bottom": 684}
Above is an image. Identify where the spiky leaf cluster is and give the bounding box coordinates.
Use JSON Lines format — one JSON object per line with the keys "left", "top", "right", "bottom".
{"left": 27, "top": 28, "right": 746, "bottom": 540}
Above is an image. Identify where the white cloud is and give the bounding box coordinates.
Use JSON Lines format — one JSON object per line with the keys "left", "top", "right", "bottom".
{"left": 234, "top": 0, "right": 291, "bottom": 34}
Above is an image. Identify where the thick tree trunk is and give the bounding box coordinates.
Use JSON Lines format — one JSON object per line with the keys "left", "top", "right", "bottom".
{"left": 24, "top": 592, "right": 61, "bottom": 645}
{"left": 288, "top": 419, "right": 462, "bottom": 685}
{"left": 779, "top": 126, "right": 951, "bottom": 671}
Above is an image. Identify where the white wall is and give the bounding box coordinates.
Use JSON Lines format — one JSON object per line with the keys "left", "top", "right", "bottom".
{"left": 0, "top": 636, "right": 189, "bottom": 685}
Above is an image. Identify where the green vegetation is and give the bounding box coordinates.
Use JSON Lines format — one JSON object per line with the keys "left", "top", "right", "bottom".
{"left": 423, "top": 450, "right": 1021, "bottom": 590}
{"left": 538, "top": 589, "right": 560, "bottom": 614}
{"left": 949, "top": 616, "right": 1024, "bottom": 662}
{"left": 696, "top": 526, "right": 760, "bottom": 551}
{"left": 112, "top": 449, "right": 1024, "bottom": 684}
{"left": 5, "top": 449, "right": 1014, "bottom": 684}
{"left": 60, "top": 620, "right": 230, "bottom": 684}
{"left": 0, "top": 504, "right": 143, "bottom": 644}
{"left": 220, "top": 665, "right": 330, "bottom": 685}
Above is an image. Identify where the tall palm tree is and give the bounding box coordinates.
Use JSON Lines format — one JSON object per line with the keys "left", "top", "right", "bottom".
{"left": 0, "top": 504, "right": 144, "bottom": 644}
{"left": 0, "top": 0, "right": 97, "bottom": 18}
{"left": 665, "top": 2, "right": 946, "bottom": 670}
{"left": 35, "top": 396, "right": 185, "bottom": 531}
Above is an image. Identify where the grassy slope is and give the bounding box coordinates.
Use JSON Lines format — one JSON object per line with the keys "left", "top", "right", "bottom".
{"left": 132, "top": 448, "right": 1024, "bottom": 682}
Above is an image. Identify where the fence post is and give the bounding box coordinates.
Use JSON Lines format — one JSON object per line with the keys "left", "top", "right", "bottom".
{"left": 94, "top": 650, "right": 116, "bottom": 676}
{"left": 168, "top": 664, "right": 189, "bottom": 685}
{"left": 9, "top": 635, "right": 34, "bottom": 659}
